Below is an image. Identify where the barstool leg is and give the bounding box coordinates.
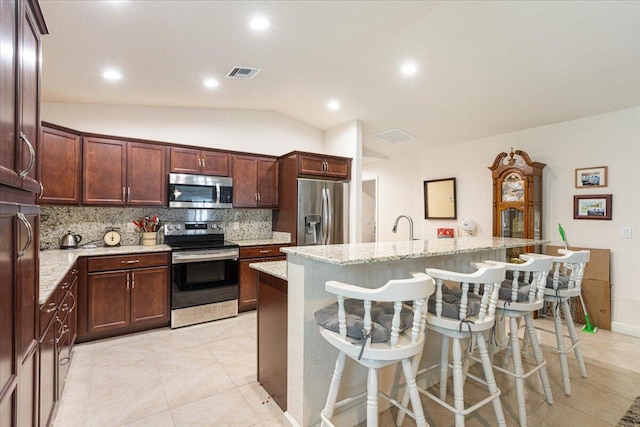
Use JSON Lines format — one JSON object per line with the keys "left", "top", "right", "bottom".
{"left": 366, "top": 367, "right": 379, "bottom": 427}
{"left": 477, "top": 333, "right": 507, "bottom": 427}
{"left": 452, "top": 338, "right": 465, "bottom": 427}
{"left": 396, "top": 350, "right": 424, "bottom": 426}
{"left": 440, "top": 335, "right": 450, "bottom": 401}
{"left": 509, "top": 316, "right": 527, "bottom": 427}
{"left": 552, "top": 301, "right": 572, "bottom": 395}
{"left": 401, "top": 358, "right": 428, "bottom": 427}
{"left": 524, "top": 314, "right": 553, "bottom": 404}
{"left": 561, "top": 299, "right": 588, "bottom": 378}
{"left": 321, "top": 351, "right": 346, "bottom": 426}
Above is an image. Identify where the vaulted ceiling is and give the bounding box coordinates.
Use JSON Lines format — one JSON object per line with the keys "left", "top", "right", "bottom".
{"left": 40, "top": 1, "right": 640, "bottom": 158}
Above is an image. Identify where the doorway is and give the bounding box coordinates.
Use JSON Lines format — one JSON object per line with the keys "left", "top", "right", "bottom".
{"left": 362, "top": 178, "right": 377, "bottom": 242}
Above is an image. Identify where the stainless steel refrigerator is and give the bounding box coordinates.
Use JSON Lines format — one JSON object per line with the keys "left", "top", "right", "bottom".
{"left": 297, "top": 178, "right": 349, "bottom": 245}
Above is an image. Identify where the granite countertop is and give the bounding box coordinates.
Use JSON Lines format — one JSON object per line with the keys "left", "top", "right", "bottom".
{"left": 230, "top": 234, "right": 291, "bottom": 247}
{"left": 39, "top": 244, "right": 171, "bottom": 305}
{"left": 249, "top": 260, "right": 287, "bottom": 281}
{"left": 281, "top": 237, "right": 549, "bottom": 266}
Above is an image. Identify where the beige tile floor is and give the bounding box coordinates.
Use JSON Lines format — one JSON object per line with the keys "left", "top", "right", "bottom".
{"left": 53, "top": 314, "right": 640, "bottom": 427}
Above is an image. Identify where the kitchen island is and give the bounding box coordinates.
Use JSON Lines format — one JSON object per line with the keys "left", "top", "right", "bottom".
{"left": 280, "top": 237, "right": 547, "bottom": 427}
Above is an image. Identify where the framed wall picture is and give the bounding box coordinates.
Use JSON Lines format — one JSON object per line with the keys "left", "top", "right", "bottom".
{"left": 573, "top": 194, "right": 612, "bottom": 220}
{"left": 424, "top": 177, "right": 456, "bottom": 219}
{"left": 575, "top": 166, "right": 607, "bottom": 188}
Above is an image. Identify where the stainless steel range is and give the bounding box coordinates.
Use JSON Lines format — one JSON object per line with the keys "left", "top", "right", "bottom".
{"left": 164, "top": 221, "right": 239, "bottom": 328}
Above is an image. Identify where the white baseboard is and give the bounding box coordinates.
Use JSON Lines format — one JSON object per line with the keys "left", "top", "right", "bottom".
{"left": 611, "top": 321, "right": 640, "bottom": 338}
{"left": 283, "top": 412, "right": 300, "bottom": 427}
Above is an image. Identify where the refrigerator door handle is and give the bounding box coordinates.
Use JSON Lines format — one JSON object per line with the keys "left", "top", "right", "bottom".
{"left": 326, "top": 187, "right": 333, "bottom": 245}
{"left": 321, "top": 188, "right": 328, "bottom": 245}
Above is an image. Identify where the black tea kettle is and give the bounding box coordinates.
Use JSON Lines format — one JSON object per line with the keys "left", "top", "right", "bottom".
{"left": 60, "top": 231, "right": 82, "bottom": 249}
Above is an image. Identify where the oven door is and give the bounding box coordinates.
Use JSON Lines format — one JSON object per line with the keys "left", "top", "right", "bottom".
{"left": 171, "top": 248, "right": 239, "bottom": 310}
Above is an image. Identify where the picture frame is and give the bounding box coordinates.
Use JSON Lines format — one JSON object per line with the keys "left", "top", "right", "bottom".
{"left": 424, "top": 177, "right": 456, "bottom": 219}
{"left": 575, "top": 166, "right": 607, "bottom": 188}
{"left": 573, "top": 194, "right": 612, "bottom": 220}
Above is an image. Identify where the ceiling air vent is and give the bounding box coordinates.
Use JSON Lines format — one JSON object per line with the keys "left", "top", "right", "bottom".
{"left": 225, "top": 66, "right": 261, "bottom": 80}
{"left": 374, "top": 128, "right": 417, "bottom": 144}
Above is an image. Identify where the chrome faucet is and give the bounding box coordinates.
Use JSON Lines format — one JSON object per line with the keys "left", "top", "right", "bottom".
{"left": 392, "top": 215, "right": 414, "bottom": 240}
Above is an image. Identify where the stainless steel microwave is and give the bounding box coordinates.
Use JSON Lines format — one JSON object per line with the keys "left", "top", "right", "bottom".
{"left": 168, "top": 173, "right": 233, "bottom": 208}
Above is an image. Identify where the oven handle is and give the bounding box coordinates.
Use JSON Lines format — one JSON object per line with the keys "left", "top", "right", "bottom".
{"left": 172, "top": 251, "right": 239, "bottom": 264}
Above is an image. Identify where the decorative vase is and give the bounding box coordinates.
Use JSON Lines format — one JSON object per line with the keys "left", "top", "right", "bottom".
{"left": 141, "top": 232, "right": 157, "bottom": 246}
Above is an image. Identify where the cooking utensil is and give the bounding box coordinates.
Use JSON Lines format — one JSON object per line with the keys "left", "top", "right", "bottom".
{"left": 60, "top": 231, "right": 82, "bottom": 249}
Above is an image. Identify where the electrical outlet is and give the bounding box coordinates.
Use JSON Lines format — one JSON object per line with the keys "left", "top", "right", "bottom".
{"left": 234, "top": 221, "right": 240, "bottom": 230}
{"left": 622, "top": 226, "right": 632, "bottom": 239}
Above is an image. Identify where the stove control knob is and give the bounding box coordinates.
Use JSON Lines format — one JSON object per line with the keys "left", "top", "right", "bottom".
{"left": 217, "top": 224, "right": 224, "bottom": 229}
{"left": 210, "top": 224, "right": 216, "bottom": 229}
{"left": 175, "top": 224, "right": 181, "bottom": 230}
{"left": 166, "top": 224, "right": 173, "bottom": 231}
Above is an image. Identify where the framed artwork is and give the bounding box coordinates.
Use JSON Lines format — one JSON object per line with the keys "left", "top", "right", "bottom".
{"left": 573, "top": 194, "right": 612, "bottom": 220}
{"left": 424, "top": 177, "right": 456, "bottom": 219}
{"left": 575, "top": 166, "right": 607, "bottom": 188}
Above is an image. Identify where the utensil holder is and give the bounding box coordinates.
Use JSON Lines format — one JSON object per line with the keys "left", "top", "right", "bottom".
{"left": 142, "top": 232, "right": 157, "bottom": 246}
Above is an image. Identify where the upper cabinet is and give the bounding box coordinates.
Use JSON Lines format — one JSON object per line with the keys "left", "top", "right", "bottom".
{"left": 0, "top": 0, "right": 47, "bottom": 193}
{"left": 232, "top": 154, "right": 278, "bottom": 208}
{"left": 292, "top": 152, "right": 351, "bottom": 180}
{"left": 39, "top": 124, "right": 81, "bottom": 205}
{"left": 83, "top": 137, "right": 167, "bottom": 206}
{"left": 170, "top": 147, "right": 229, "bottom": 176}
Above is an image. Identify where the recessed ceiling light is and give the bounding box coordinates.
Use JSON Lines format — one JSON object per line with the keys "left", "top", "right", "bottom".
{"left": 249, "top": 16, "right": 270, "bottom": 31}
{"left": 327, "top": 100, "right": 340, "bottom": 110}
{"left": 102, "top": 69, "right": 122, "bottom": 81}
{"left": 203, "top": 78, "right": 219, "bottom": 88}
{"left": 400, "top": 61, "right": 418, "bottom": 76}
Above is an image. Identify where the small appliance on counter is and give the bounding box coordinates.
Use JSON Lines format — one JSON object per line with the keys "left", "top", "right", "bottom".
{"left": 59, "top": 231, "right": 82, "bottom": 249}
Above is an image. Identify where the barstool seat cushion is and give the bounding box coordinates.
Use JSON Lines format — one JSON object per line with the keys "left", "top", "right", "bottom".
{"left": 545, "top": 275, "right": 570, "bottom": 289}
{"left": 427, "top": 283, "right": 481, "bottom": 319}
{"left": 498, "top": 280, "right": 533, "bottom": 302}
{"left": 314, "top": 299, "right": 414, "bottom": 343}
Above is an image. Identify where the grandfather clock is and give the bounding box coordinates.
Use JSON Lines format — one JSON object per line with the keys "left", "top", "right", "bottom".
{"left": 489, "top": 149, "right": 545, "bottom": 260}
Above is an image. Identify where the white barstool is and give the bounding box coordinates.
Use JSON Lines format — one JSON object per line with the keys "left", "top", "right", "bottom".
{"left": 533, "top": 249, "right": 590, "bottom": 396}
{"left": 398, "top": 263, "right": 507, "bottom": 427}
{"left": 481, "top": 254, "right": 554, "bottom": 427}
{"left": 317, "top": 273, "right": 435, "bottom": 427}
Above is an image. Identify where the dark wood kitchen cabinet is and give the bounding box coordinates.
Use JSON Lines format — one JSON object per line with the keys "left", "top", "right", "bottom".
{"left": 83, "top": 137, "right": 167, "bottom": 206}
{"left": 0, "top": 0, "right": 47, "bottom": 194}
{"left": 38, "top": 124, "right": 82, "bottom": 205}
{"left": 295, "top": 152, "right": 351, "bottom": 180}
{"left": 80, "top": 252, "right": 169, "bottom": 341}
{"left": 38, "top": 263, "right": 78, "bottom": 427}
{"left": 231, "top": 154, "right": 278, "bottom": 208}
{"left": 238, "top": 244, "right": 287, "bottom": 312}
{"left": 170, "top": 147, "right": 230, "bottom": 176}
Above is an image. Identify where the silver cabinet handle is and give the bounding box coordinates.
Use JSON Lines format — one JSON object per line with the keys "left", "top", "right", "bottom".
{"left": 120, "top": 259, "right": 140, "bottom": 264}
{"left": 17, "top": 213, "right": 33, "bottom": 258}
{"left": 122, "top": 187, "right": 126, "bottom": 202}
{"left": 45, "top": 302, "right": 57, "bottom": 314}
{"left": 38, "top": 181, "right": 44, "bottom": 199}
{"left": 131, "top": 271, "right": 135, "bottom": 289}
{"left": 126, "top": 272, "right": 130, "bottom": 290}
{"left": 68, "top": 291, "right": 77, "bottom": 312}
{"left": 257, "top": 193, "right": 261, "bottom": 203}
{"left": 255, "top": 193, "right": 258, "bottom": 204}
{"left": 259, "top": 250, "right": 270, "bottom": 254}
{"left": 127, "top": 186, "right": 131, "bottom": 202}
{"left": 18, "top": 132, "right": 35, "bottom": 178}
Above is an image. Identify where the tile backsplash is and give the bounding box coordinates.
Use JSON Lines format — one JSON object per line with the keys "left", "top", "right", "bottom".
{"left": 40, "top": 206, "right": 273, "bottom": 250}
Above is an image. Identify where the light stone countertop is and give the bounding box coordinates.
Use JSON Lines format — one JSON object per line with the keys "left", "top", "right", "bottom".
{"left": 231, "top": 232, "right": 291, "bottom": 247}
{"left": 281, "top": 237, "right": 549, "bottom": 265}
{"left": 39, "top": 245, "right": 171, "bottom": 305}
{"left": 249, "top": 260, "right": 287, "bottom": 281}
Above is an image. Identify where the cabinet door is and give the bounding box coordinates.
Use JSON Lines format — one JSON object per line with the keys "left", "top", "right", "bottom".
{"left": 324, "top": 158, "right": 350, "bottom": 179}
{"left": 201, "top": 150, "right": 230, "bottom": 176}
{"left": 17, "top": 205, "right": 38, "bottom": 363}
{"left": 238, "top": 259, "right": 258, "bottom": 312}
{"left": 127, "top": 142, "right": 167, "bottom": 206}
{"left": 232, "top": 155, "right": 258, "bottom": 207}
{"left": 38, "top": 318, "right": 56, "bottom": 427}
{"left": 39, "top": 126, "right": 81, "bottom": 204}
{"left": 0, "top": 0, "right": 19, "bottom": 189}
{"left": 17, "top": 349, "right": 37, "bottom": 427}
{"left": 83, "top": 137, "right": 127, "bottom": 205}
{"left": 257, "top": 157, "right": 278, "bottom": 207}
{"left": 0, "top": 203, "right": 17, "bottom": 397}
{"left": 298, "top": 154, "right": 326, "bottom": 177}
{"left": 87, "top": 270, "right": 130, "bottom": 333}
{"left": 17, "top": 1, "right": 41, "bottom": 193}
{"left": 170, "top": 147, "right": 201, "bottom": 175}
{"left": 130, "top": 266, "right": 169, "bottom": 325}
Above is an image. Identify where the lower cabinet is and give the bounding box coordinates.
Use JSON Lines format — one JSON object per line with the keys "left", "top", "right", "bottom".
{"left": 82, "top": 252, "right": 169, "bottom": 340}
{"left": 238, "top": 245, "right": 288, "bottom": 312}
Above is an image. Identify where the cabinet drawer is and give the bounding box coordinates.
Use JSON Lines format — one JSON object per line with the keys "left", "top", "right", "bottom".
{"left": 39, "top": 288, "right": 60, "bottom": 336}
{"left": 87, "top": 252, "right": 169, "bottom": 272}
{"left": 240, "top": 245, "right": 289, "bottom": 259}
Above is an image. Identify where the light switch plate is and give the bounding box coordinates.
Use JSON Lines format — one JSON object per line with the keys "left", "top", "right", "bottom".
{"left": 234, "top": 221, "right": 240, "bottom": 230}
{"left": 622, "top": 226, "right": 632, "bottom": 239}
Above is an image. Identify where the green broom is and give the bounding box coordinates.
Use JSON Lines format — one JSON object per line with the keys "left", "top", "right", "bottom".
{"left": 558, "top": 223, "right": 598, "bottom": 334}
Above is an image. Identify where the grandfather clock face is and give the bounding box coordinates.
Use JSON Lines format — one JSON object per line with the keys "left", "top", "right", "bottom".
{"left": 501, "top": 172, "right": 525, "bottom": 203}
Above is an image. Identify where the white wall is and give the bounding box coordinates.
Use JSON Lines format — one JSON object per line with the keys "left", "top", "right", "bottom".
{"left": 324, "top": 120, "right": 363, "bottom": 243}
{"left": 42, "top": 103, "right": 324, "bottom": 156}
{"left": 362, "top": 179, "right": 376, "bottom": 242}
{"left": 364, "top": 107, "right": 640, "bottom": 335}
